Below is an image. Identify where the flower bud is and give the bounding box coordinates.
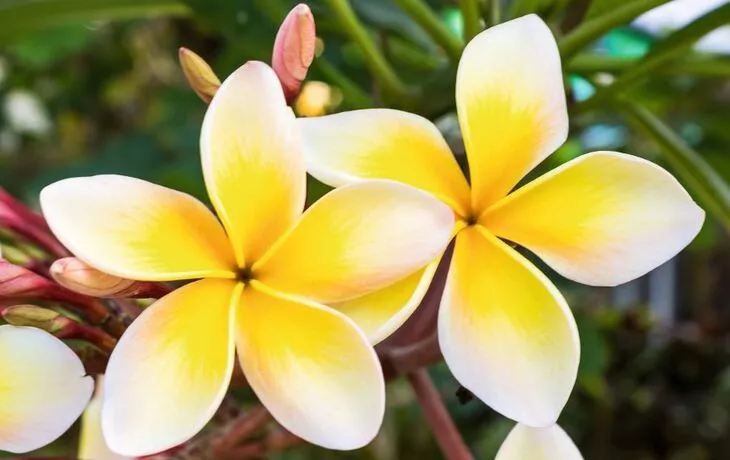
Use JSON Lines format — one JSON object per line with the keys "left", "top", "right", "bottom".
{"left": 2, "top": 304, "right": 65, "bottom": 332}
{"left": 179, "top": 47, "right": 221, "bottom": 103}
{"left": 0, "top": 260, "right": 54, "bottom": 299}
{"left": 272, "top": 3, "right": 316, "bottom": 103}
{"left": 50, "top": 257, "right": 136, "bottom": 298}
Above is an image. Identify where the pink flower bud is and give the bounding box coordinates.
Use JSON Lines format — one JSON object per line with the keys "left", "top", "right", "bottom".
{"left": 272, "top": 3, "right": 316, "bottom": 103}
{"left": 0, "top": 260, "right": 55, "bottom": 299}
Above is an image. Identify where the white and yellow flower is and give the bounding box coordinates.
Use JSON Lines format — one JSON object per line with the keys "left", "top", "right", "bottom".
{"left": 40, "top": 62, "right": 454, "bottom": 456}
{"left": 496, "top": 423, "right": 583, "bottom": 460}
{"left": 0, "top": 325, "right": 93, "bottom": 454}
{"left": 297, "top": 14, "right": 705, "bottom": 427}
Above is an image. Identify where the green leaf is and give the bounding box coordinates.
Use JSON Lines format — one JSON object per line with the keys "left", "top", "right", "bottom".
{"left": 0, "top": 0, "right": 188, "bottom": 45}
{"left": 620, "top": 101, "right": 730, "bottom": 232}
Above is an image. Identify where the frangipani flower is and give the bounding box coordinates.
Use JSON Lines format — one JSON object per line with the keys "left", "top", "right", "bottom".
{"left": 40, "top": 62, "right": 454, "bottom": 455}
{"left": 79, "top": 376, "right": 129, "bottom": 460}
{"left": 297, "top": 15, "right": 705, "bottom": 426}
{"left": 496, "top": 424, "right": 583, "bottom": 460}
{"left": 0, "top": 325, "right": 93, "bottom": 453}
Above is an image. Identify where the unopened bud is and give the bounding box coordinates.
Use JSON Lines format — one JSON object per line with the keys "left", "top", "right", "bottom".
{"left": 2, "top": 304, "right": 65, "bottom": 332}
{"left": 179, "top": 47, "right": 221, "bottom": 103}
{"left": 50, "top": 257, "right": 171, "bottom": 299}
{"left": 0, "top": 260, "right": 54, "bottom": 299}
{"left": 272, "top": 3, "right": 316, "bottom": 103}
{"left": 50, "top": 257, "right": 136, "bottom": 298}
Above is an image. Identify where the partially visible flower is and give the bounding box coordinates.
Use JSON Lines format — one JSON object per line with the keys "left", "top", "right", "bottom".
{"left": 297, "top": 14, "right": 704, "bottom": 427}
{"left": 79, "top": 376, "right": 130, "bottom": 460}
{"left": 0, "top": 325, "right": 93, "bottom": 453}
{"left": 41, "top": 62, "right": 453, "bottom": 456}
{"left": 3, "top": 90, "right": 52, "bottom": 136}
{"left": 496, "top": 424, "right": 583, "bottom": 460}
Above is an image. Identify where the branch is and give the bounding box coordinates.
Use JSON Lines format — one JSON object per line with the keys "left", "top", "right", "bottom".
{"left": 407, "top": 369, "right": 474, "bottom": 460}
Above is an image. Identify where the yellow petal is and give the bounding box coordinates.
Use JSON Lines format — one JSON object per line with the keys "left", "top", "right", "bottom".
{"left": 40, "top": 175, "right": 236, "bottom": 281}
{"left": 79, "top": 376, "right": 130, "bottom": 460}
{"left": 496, "top": 424, "right": 583, "bottom": 460}
{"left": 457, "top": 14, "right": 568, "bottom": 211}
{"left": 102, "top": 279, "right": 239, "bottom": 456}
{"left": 439, "top": 226, "right": 579, "bottom": 427}
{"left": 201, "top": 61, "right": 304, "bottom": 266}
{"left": 482, "top": 151, "right": 705, "bottom": 286}
{"left": 255, "top": 180, "right": 454, "bottom": 303}
{"left": 334, "top": 260, "right": 438, "bottom": 344}
{"left": 298, "top": 109, "right": 471, "bottom": 216}
{"left": 0, "top": 325, "right": 93, "bottom": 453}
{"left": 237, "top": 284, "right": 384, "bottom": 449}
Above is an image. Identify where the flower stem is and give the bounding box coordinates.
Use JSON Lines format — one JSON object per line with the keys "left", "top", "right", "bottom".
{"left": 558, "top": 0, "right": 672, "bottom": 62}
{"left": 212, "top": 405, "right": 272, "bottom": 455}
{"left": 395, "top": 0, "right": 463, "bottom": 63}
{"left": 407, "top": 369, "right": 473, "bottom": 460}
{"left": 490, "top": 0, "right": 501, "bottom": 25}
{"left": 460, "top": 0, "right": 481, "bottom": 41}
{"left": 324, "top": 0, "right": 409, "bottom": 99}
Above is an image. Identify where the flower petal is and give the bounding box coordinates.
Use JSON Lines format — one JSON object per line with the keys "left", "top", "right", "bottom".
{"left": 254, "top": 180, "right": 453, "bottom": 303}
{"left": 333, "top": 261, "right": 438, "bottom": 344}
{"left": 457, "top": 14, "right": 568, "bottom": 211}
{"left": 0, "top": 325, "right": 93, "bottom": 453}
{"left": 41, "top": 175, "right": 236, "bottom": 281}
{"left": 496, "top": 424, "right": 583, "bottom": 460}
{"left": 482, "top": 152, "right": 705, "bottom": 286}
{"left": 237, "top": 284, "right": 384, "bottom": 449}
{"left": 298, "top": 109, "right": 471, "bottom": 215}
{"left": 201, "top": 61, "right": 304, "bottom": 266}
{"left": 79, "top": 376, "right": 130, "bottom": 460}
{"left": 439, "top": 226, "right": 579, "bottom": 427}
{"left": 102, "top": 279, "right": 239, "bottom": 456}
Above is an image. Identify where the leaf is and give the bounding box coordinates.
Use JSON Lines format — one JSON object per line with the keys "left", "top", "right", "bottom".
{"left": 0, "top": 0, "right": 188, "bottom": 45}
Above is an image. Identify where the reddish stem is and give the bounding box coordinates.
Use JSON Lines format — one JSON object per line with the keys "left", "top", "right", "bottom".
{"left": 211, "top": 405, "right": 272, "bottom": 455}
{"left": 406, "top": 369, "right": 473, "bottom": 460}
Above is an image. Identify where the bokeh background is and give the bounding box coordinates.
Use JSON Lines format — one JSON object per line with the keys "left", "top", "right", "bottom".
{"left": 1, "top": 0, "right": 729, "bottom": 458}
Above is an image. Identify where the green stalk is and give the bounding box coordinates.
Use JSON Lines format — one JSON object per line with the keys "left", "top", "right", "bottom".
{"left": 558, "top": 0, "right": 671, "bottom": 62}
{"left": 395, "top": 0, "right": 463, "bottom": 64}
{"left": 490, "top": 0, "right": 501, "bottom": 25}
{"left": 325, "top": 0, "right": 409, "bottom": 98}
{"left": 620, "top": 101, "right": 730, "bottom": 231}
{"left": 460, "top": 0, "right": 482, "bottom": 41}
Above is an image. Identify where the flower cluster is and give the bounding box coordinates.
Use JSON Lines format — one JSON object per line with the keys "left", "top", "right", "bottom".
{"left": 0, "top": 4, "right": 703, "bottom": 459}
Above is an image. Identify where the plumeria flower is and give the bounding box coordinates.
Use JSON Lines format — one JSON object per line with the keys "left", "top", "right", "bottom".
{"left": 0, "top": 325, "right": 93, "bottom": 454}
{"left": 79, "top": 376, "right": 129, "bottom": 460}
{"left": 496, "top": 424, "right": 583, "bottom": 460}
{"left": 296, "top": 14, "right": 705, "bottom": 427}
{"left": 40, "top": 62, "right": 454, "bottom": 456}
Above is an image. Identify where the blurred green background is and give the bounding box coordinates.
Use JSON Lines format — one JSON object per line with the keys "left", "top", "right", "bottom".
{"left": 1, "top": 0, "right": 729, "bottom": 458}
